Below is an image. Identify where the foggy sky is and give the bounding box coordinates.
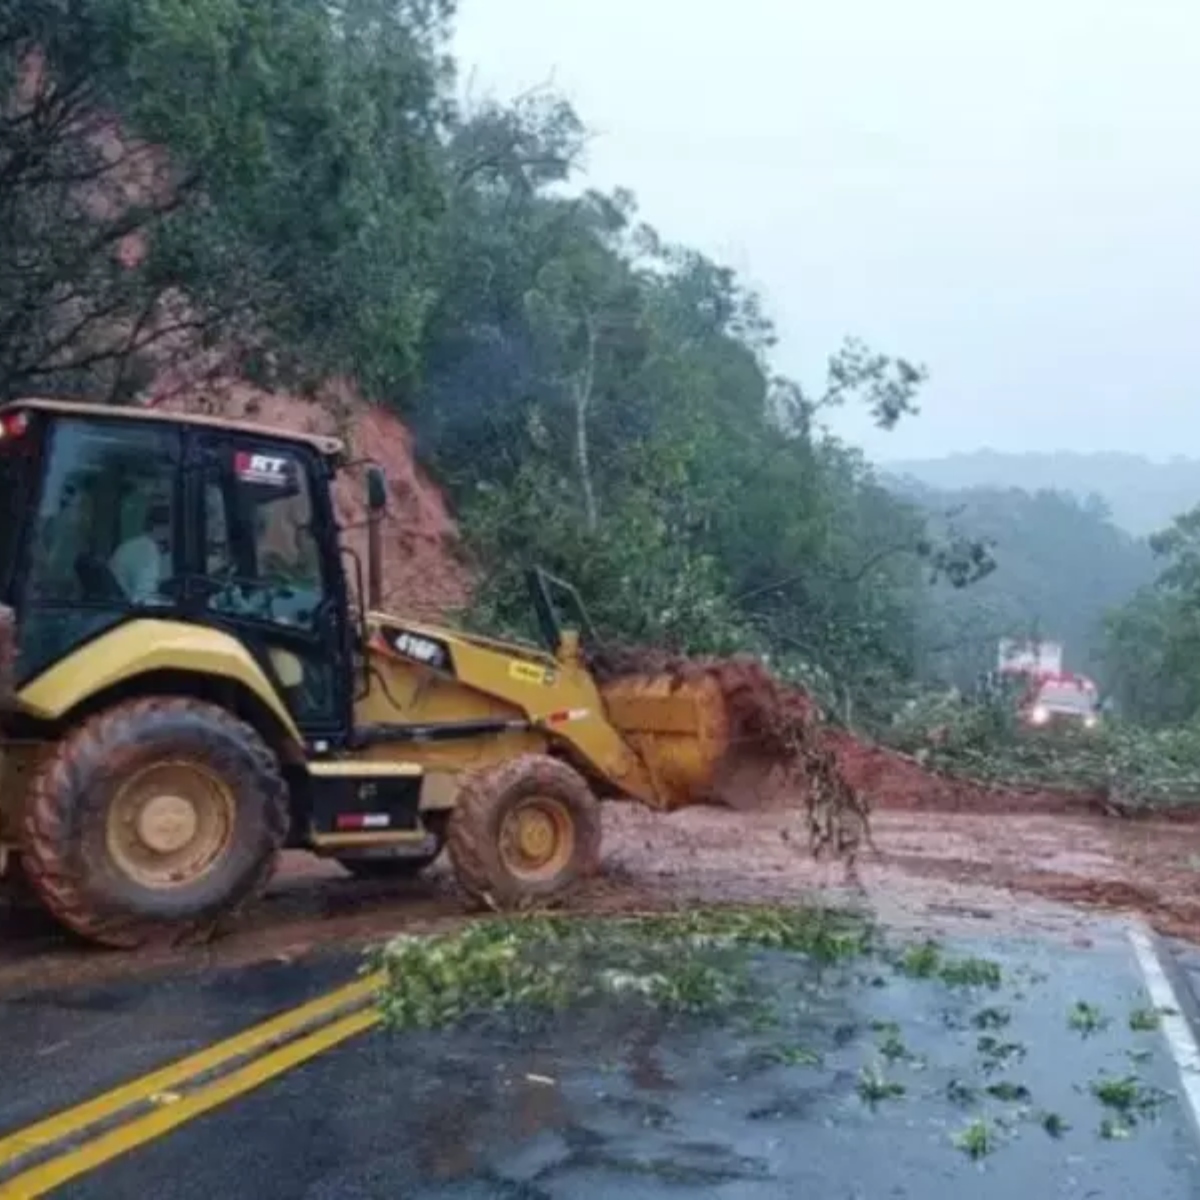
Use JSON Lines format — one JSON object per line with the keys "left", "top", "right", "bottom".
{"left": 452, "top": 0, "right": 1200, "bottom": 464}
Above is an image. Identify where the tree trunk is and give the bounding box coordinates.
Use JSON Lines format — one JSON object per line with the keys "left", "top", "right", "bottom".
{"left": 573, "top": 308, "right": 598, "bottom": 532}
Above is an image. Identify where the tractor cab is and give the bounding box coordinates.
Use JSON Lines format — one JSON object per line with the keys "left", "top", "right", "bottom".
{"left": 0, "top": 399, "right": 358, "bottom": 747}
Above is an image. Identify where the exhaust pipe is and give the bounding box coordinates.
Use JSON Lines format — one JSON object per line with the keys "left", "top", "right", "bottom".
{"left": 367, "top": 510, "right": 382, "bottom": 611}
{"left": 365, "top": 466, "right": 387, "bottom": 611}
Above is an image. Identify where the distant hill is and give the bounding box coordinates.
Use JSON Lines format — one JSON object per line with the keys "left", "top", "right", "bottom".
{"left": 882, "top": 451, "right": 1200, "bottom": 536}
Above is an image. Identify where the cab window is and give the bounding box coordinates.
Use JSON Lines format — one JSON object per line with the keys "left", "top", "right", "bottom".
{"left": 25, "top": 419, "right": 178, "bottom": 608}
{"left": 202, "top": 445, "right": 324, "bottom": 633}
{"left": 16, "top": 417, "right": 179, "bottom": 679}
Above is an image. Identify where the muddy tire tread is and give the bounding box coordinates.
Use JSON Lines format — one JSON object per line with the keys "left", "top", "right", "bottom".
{"left": 20, "top": 697, "right": 288, "bottom": 948}
{"left": 447, "top": 754, "right": 601, "bottom": 910}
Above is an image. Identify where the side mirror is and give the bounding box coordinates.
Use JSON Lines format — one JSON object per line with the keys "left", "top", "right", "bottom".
{"left": 366, "top": 466, "right": 388, "bottom": 513}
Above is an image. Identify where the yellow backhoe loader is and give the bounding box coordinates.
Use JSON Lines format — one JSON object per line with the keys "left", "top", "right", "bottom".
{"left": 0, "top": 399, "right": 851, "bottom": 948}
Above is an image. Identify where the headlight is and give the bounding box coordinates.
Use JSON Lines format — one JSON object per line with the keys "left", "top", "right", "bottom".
{"left": 1030, "top": 705, "right": 1049, "bottom": 725}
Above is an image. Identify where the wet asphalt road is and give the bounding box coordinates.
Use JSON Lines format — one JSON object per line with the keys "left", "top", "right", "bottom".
{"left": 0, "top": 952, "right": 359, "bottom": 1137}
{"left": 3, "top": 920, "right": 1200, "bottom": 1199}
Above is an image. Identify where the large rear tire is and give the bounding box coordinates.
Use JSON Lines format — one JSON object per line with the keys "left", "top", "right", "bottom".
{"left": 20, "top": 697, "right": 288, "bottom": 948}
{"left": 447, "top": 755, "right": 602, "bottom": 910}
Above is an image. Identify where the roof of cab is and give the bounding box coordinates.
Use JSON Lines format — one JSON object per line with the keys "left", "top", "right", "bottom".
{"left": 0, "top": 397, "right": 345, "bottom": 460}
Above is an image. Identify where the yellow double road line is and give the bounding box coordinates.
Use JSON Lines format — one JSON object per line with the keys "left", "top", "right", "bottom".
{"left": 0, "top": 971, "right": 386, "bottom": 1198}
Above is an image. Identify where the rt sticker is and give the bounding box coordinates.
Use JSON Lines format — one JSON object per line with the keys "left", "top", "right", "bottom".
{"left": 235, "top": 451, "right": 290, "bottom": 486}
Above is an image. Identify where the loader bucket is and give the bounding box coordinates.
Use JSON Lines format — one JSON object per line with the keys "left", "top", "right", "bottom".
{"left": 594, "top": 652, "right": 869, "bottom": 860}
{"left": 599, "top": 668, "right": 741, "bottom": 812}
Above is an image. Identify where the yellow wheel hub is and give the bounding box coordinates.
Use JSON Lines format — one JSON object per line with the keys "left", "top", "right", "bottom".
{"left": 106, "top": 761, "right": 235, "bottom": 890}
{"left": 517, "top": 810, "right": 556, "bottom": 860}
{"left": 137, "top": 794, "right": 199, "bottom": 854}
{"left": 499, "top": 796, "right": 575, "bottom": 881}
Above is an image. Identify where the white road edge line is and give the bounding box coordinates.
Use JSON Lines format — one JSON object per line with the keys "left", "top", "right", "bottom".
{"left": 1129, "top": 923, "right": 1200, "bottom": 1137}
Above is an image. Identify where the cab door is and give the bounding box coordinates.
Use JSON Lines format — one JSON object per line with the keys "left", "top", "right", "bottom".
{"left": 185, "top": 431, "right": 354, "bottom": 749}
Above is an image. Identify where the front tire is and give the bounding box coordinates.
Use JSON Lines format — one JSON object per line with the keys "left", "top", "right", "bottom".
{"left": 20, "top": 697, "right": 288, "bottom": 948}
{"left": 447, "top": 755, "right": 602, "bottom": 910}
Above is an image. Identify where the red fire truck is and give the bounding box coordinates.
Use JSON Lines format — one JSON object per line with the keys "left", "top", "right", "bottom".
{"left": 996, "top": 640, "right": 1100, "bottom": 730}
{"left": 1018, "top": 671, "right": 1100, "bottom": 729}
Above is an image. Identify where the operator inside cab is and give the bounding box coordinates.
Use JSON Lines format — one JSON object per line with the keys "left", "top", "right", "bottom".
{"left": 109, "top": 499, "right": 171, "bottom": 604}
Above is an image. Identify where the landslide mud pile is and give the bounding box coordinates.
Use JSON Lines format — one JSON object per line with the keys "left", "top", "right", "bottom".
{"left": 589, "top": 649, "right": 871, "bottom": 864}
{"left": 824, "top": 728, "right": 1103, "bottom": 816}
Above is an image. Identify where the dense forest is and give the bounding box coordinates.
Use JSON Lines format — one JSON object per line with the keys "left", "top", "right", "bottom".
{"left": 3, "top": 0, "right": 1196, "bottom": 742}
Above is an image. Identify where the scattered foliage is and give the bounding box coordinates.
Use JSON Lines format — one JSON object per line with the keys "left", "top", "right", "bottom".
{"left": 1129, "top": 1006, "right": 1167, "bottom": 1032}
{"left": 370, "top": 907, "right": 869, "bottom": 1031}
{"left": 1068, "top": 1001, "right": 1109, "bottom": 1037}
{"left": 985, "top": 1081, "right": 1031, "bottom": 1104}
{"left": 856, "top": 1063, "right": 906, "bottom": 1108}
{"left": 1040, "top": 1111, "right": 1070, "bottom": 1138}
{"left": 893, "top": 940, "right": 1003, "bottom": 989}
{"left": 976, "top": 1035, "right": 1026, "bottom": 1072}
{"left": 1090, "top": 1072, "right": 1171, "bottom": 1134}
{"left": 759, "top": 1043, "right": 823, "bottom": 1068}
{"left": 939, "top": 957, "right": 1003, "bottom": 990}
{"left": 952, "top": 1118, "right": 996, "bottom": 1160}
{"left": 972, "top": 1007, "right": 1012, "bottom": 1030}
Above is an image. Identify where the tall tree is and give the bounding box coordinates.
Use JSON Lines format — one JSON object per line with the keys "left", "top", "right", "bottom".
{"left": 1104, "top": 504, "right": 1200, "bottom": 723}
{"left": 0, "top": 0, "right": 453, "bottom": 401}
